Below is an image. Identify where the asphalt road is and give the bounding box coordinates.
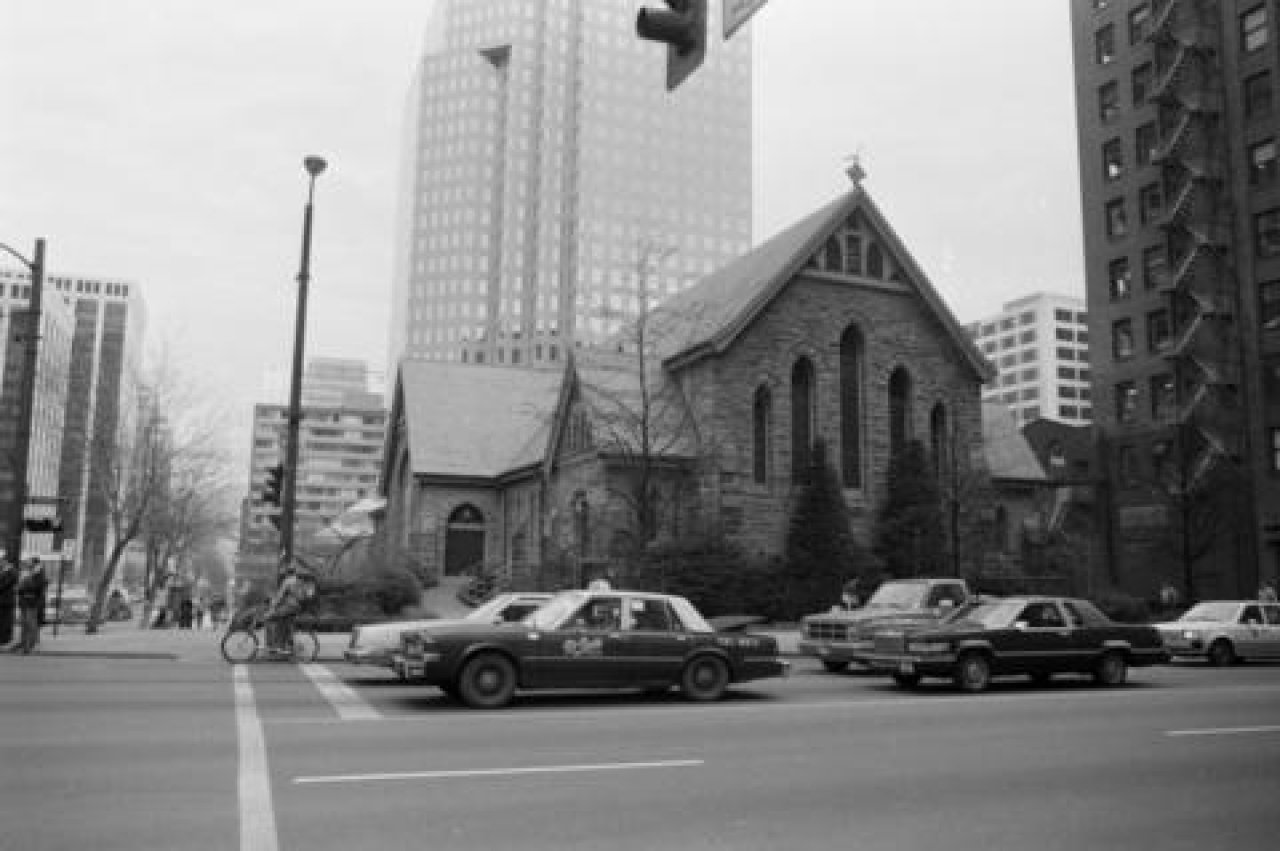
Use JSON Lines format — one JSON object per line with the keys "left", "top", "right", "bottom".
{"left": 4, "top": 655, "right": 1279, "bottom": 851}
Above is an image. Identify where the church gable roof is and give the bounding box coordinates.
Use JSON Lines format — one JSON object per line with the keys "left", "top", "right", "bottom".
{"left": 395, "top": 360, "right": 562, "bottom": 479}
{"left": 649, "top": 184, "right": 994, "bottom": 383}
{"left": 982, "top": 401, "right": 1048, "bottom": 483}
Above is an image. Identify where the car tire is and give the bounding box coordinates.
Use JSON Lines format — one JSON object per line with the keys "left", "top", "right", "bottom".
{"left": 681, "top": 654, "right": 730, "bottom": 702}
{"left": 821, "top": 660, "right": 849, "bottom": 674}
{"left": 457, "top": 652, "right": 517, "bottom": 709}
{"left": 1093, "top": 651, "right": 1128, "bottom": 686}
{"left": 954, "top": 652, "right": 991, "bottom": 693}
{"left": 892, "top": 672, "right": 921, "bottom": 689}
{"left": 1207, "top": 639, "right": 1235, "bottom": 667}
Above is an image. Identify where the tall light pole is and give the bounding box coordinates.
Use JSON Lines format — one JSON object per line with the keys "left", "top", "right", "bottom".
{"left": 0, "top": 237, "right": 45, "bottom": 568}
{"left": 279, "top": 156, "right": 326, "bottom": 578}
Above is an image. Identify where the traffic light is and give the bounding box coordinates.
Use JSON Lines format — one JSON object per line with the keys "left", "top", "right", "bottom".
{"left": 263, "top": 464, "right": 284, "bottom": 507}
{"left": 636, "top": 0, "right": 707, "bottom": 91}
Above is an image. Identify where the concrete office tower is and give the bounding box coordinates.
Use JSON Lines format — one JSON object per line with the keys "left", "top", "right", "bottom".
{"left": 0, "top": 268, "right": 75, "bottom": 560}
{"left": 0, "top": 267, "right": 145, "bottom": 585}
{"left": 389, "top": 0, "right": 753, "bottom": 370}
{"left": 1070, "top": 0, "right": 1280, "bottom": 595}
{"left": 238, "top": 358, "right": 386, "bottom": 591}
{"left": 966, "top": 292, "right": 1093, "bottom": 427}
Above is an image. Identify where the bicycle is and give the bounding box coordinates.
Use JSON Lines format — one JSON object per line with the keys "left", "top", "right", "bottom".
{"left": 220, "top": 606, "right": 319, "bottom": 664}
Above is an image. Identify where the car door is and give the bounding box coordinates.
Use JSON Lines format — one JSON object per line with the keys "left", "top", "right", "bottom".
{"left": 529, "top": 596, "right": 629, "bottom": 688}
{"left": 1262, "top": 605, "right": 1280, "bottom": 657}
{"left": 616, "top": 597, "right": 687, "bottom": 684}
{"left": 1006, "top": 601, "right": 1076, "bottom": 675}
{"left": 1235, "top": 604, "right": 1267, "bottom": 659}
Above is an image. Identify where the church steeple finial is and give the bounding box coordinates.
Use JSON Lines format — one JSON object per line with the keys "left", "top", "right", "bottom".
{"left": 844, "top": 151, "right": 866, "bottom": 186}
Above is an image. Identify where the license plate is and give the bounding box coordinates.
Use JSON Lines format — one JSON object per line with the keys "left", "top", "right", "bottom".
{"left": 898, "top": 661, "right": 915, "bottom": 675}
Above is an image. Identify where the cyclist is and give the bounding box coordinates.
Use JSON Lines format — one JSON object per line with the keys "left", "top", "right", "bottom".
{"left": 263, "top": 566, "right": 312, "bottom": 654}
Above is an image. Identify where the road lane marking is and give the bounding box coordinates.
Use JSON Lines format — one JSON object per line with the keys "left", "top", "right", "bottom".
{"left": 234, "top": 666, "right": 279, "bottom": 851}
{"left": 1166, "top": 724, "right": 1280, "bottom": 737}
{"left": 294, "top": 758, "right": 704, "bottom": 785}
{"left": 300, "top": 663, "right": 380, "bottom": 721}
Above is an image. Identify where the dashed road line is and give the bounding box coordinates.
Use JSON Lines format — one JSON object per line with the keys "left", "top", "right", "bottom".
{"left": 234, "top": 665, "right": 279, "bottom": 851}
{"left": 294, "top": 758, "right": 705, "bottom": 785}
{"left": 300, "top": 663, "right": 381, "bottom": 721}
{"left": 1166, "top": 724, "right": 1280, "bottom": 737}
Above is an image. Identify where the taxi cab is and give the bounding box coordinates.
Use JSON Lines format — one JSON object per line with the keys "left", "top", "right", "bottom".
{"left": 392, "top": 588, "right": 788, "bottom": 708}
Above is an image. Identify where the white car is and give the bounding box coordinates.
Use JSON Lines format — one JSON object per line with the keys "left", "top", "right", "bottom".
{"left": 344, "top": 592, "right": 552, "bottom": 673}
{"left": 1155, "top": 600, "right": 1280, "bottom": 665}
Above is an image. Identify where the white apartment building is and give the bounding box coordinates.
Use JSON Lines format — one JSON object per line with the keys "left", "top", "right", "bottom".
{"left": 966, "top": 292, "right": 1092, "bottom": 426}
{"left": 390, "top": 0, "right": 753, "bottom": 370}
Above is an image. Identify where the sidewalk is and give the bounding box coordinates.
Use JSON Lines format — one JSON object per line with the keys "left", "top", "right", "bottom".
{"left": 11, "top": 620, "right": 353, "bottom": 663}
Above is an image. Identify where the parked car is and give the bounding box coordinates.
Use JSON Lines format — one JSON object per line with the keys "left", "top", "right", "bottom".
{"left": 344, "top": 592, "right": 553, "bottom": 672}
{"left": 1154, "top": 600, "right": 1280, "bottom": 665}
{"left": 864, "top": 595, "right": 1169, "bottom": 692}
{"left": 797, "top": 577, "right": 975, "bottom": 672}
{"left": 393, "top": 588, "right": 789, "bottom": 708}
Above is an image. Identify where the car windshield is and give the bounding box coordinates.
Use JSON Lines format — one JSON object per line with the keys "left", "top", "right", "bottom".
{"left": 864, "top": 583, "right": 927, "bottom": 610}
{"left": 464, "top": 595, "right": 519, "bottom": 623}
{"left": 955, "top": 599, "right": 1026, "bottom": 629}
{"left": 1178, "top": 602, "right": 1239, "bottom": 623}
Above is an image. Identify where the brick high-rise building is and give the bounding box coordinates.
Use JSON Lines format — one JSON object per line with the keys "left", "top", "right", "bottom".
{"left": 389, "top": 0, "right": 753, "bottom": 371}
{"left": 1070, "top": 0, "right": 1280, "bottom": 596}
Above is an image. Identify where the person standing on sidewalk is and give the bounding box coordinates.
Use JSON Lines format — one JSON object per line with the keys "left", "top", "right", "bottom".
{"left": 14, "top": 558, "right": 48, "bottom": 653}
{"left": 0, "top": 553, "right": 17, "bottom": 648}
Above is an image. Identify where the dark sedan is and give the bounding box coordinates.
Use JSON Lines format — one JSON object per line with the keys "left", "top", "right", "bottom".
{"left": 393, "top": 589, "right": 789, "bottom": 708}
{"left": 865, "top": 596, "right": 1169, "bottom": 692}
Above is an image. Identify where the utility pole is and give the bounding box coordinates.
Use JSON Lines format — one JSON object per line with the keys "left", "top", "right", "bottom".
{"left": 279, "top": 157, "right": 326, "bottom": 580}
{"left": 1, "top": 238, "right": 45, "bottom": 567}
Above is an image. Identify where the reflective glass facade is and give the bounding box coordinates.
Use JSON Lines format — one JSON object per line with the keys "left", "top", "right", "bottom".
{"left": 390, "top": 0, "right": 752, "bottom": 369}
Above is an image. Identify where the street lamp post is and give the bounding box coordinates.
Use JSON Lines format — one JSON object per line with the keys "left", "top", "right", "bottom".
{"left": 0, "top": 237, "right": 46, "bottom": 568}
{"left": 278, "top": 156, "right": 327, "bottom": 579}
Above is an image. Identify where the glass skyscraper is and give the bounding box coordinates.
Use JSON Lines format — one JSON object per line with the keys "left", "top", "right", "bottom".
{"left": 389, "top": 0, "right": 752, "bottom": 369}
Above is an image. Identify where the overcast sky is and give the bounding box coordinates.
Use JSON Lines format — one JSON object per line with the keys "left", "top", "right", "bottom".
{"left": 0, "top": 0, "right": 1083, "bottom": 461}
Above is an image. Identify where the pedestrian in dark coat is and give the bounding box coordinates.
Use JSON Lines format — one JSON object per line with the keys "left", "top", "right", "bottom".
{"left": 0, "top": 555, "right": 17, "bottom": 647}
{"left": 15, "top": 559, "right": 47, "bottom": 653}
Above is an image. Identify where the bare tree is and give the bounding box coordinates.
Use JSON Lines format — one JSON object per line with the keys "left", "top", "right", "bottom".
{"left": 84, "top": 354, "right": 236, "bottom": 633}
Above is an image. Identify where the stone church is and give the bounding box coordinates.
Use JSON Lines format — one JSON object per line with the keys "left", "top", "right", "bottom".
{"left": 380, "top": 177, "right": 996, "bottom": 588}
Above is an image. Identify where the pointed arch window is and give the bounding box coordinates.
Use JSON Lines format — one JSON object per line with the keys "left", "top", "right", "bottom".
{"left": 889, "top": 367, "right": 914, "bottom": 458}
{"left": 843, "top": 232, "right": 863, "bottom": 276}
{"left": 823, "top": 237, "right": 843, "bottom": 272}
{"left": 867, "top": 243, "right": 884, "bottom": 278}
{"left": 839, "top": 327, "right": 863, "bottom": 487}
{"left": 791, "top": 358, "right": 816, "bottom": 479}
{"left": 930, "top": 403, "right": 949, "bottom": 479}
{"left": 752, "top": 385, "right": 771, "bottom": 484}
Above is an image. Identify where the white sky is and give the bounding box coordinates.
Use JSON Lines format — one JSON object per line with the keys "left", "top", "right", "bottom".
{"left": 1, "top": 0, "right": 1084, "bottom": 462}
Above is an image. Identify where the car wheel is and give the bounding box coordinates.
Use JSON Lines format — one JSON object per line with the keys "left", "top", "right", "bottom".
{"left": 892, "top": 672, "right": 921, "bottom": 689}
{"left": 821, "top": 660, "right": 849, "bottom": 674}
{"left": 681, "top": 655, "right": 730, "bottom": 702}
{"left": 1207, "top": 639, "right": 1235, "bottom": 667}
{"left": 457, "top": 653, "right": 517, "bottom": 709}
{"left": 954, "top": 652, "right": 991, "bottom": 693}
{"left": 1093, "top": 651, "right": 1128, "bottom": 686}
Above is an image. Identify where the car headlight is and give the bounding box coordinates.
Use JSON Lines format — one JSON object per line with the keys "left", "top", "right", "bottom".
{"left": 906, "top": 640, "right": 952, "bottom": 654}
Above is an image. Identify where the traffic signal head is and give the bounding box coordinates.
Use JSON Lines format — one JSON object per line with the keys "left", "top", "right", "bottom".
{"left": 636, "top": 0, "right": 707, "bottom": 91}
{"left": 263, "top": 464, "right": 284, "bottom": 507}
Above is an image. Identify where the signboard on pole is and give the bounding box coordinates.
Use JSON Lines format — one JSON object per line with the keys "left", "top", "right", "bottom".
{"left": 723, "top": 0, "right": 768, "bottom": 39}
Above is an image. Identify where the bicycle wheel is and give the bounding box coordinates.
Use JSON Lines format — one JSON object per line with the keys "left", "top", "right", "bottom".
{"left": 291, "top": 630, "right": 320, "bottom": 663}
{"left": 221, "top": 629, "right": 260, "bottom": 664}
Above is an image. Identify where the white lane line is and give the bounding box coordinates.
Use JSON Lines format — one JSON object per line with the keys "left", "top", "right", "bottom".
{"left": 300, "top": 663, "right": 381, "bottom": 721}
{"left": 234, "top": 666, "right": 279, "bottom": 851}
{"left": 1166, "top": 724, "right": 1280, "bottom": 737}
{"left": 294, "top": 758, "right": 705, "bottom": 785}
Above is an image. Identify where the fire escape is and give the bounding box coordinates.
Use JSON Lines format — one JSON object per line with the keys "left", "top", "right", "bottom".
{"left": 1147, "top": 0, "right": 1243, "bottom": 493}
